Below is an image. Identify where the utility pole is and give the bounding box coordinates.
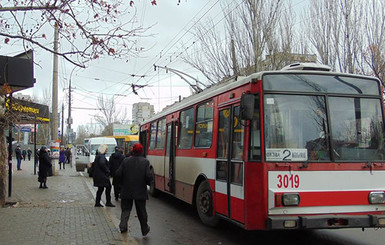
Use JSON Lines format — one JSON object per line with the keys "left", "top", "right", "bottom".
{"left": 67, "top": 68, "right": 74, "bottom": 144}
{"left": 50, "top": 22, "right": 59, "bottom": 176}
{"left": 61, "top": 103, "right": 64, "bottom": 144}
{"left": 52, "top": 23, "right": 59, "bottom": 142}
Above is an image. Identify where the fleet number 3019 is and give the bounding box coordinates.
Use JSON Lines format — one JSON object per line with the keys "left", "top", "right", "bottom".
{"left": 277, "top": 174, "right": 300, "bottom": 188}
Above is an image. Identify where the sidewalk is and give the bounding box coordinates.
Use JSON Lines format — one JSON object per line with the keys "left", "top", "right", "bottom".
{"left": 0, "top": 157, "right": 125, "bottom": 245}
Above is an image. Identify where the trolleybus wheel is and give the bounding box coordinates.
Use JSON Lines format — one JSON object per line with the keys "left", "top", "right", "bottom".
{"left": 196, "top": 180, "right": 219, "bottom": 227}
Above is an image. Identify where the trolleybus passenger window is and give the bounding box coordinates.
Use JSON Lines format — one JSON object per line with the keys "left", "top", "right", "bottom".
{"left": 231, "top": 162, "right": 243, "bottom": 185}
{"left": 195, "top": 100, "right": 214, "bottom": 148}
{"left": 216, "top": 161, "right": 227, "bottom": 181}
{"left": 217, "top": 109, "right": 230, "bottom": 158}
{"left": 156, "top": 118, "right": 166, "bottom": 149}
{"left": 232, "top": 106, "right": 244, "bottom": 160}
{"left": 149, "top": 123, "right": 156, "bottom": 149}
{"left": 250, "top": 95, "right": 261, "bottom": 160}
{"left": 179, "top": 108, "right": 194, "bottom": 149}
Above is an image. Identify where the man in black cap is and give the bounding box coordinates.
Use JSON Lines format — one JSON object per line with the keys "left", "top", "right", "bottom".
{"left": 15, "top": 145, "right": 22, "bottom": 170}
{"left": 109, "top": 146, "right": 125, "bottom": 201}
{"left": 115, "top": 143, "right": 152, "bottom": 236}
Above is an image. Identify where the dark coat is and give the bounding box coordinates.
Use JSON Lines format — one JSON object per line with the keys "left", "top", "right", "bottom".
{"left": 27, "top": 149, "right": 32, "bottom": 157}
{"left": 38, "top": 150, "right": 52, "bottom": 182}
{"left": 15, "top": 147, "right": 22, "bottom": 159}
{"left": 92, "top": 154, "right": 111, "bottom": 188}
{"left": 115, "top": 155, "right": 153, "bottom": 200}
{"left": 109, "top": 151, "right": 124, "bottom": 175}
{"left": 109, "top": 151, "right": 125, "bottom": 185}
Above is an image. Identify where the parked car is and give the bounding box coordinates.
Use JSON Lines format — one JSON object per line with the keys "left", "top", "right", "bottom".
{"left": 75, "top": 145, "right": 90, "bottom": 172}
{"left": 81, "top": 137, "right": 117, "bottom": 177}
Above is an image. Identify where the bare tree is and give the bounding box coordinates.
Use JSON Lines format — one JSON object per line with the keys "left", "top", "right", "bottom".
{"left": 0, "top": 1, "right": 150, "bottom": 68}
{"left": 182, "top": 0, "right": 294, "bottom": 83}
{"left": 361, "top": 0, "right": 385, "bottom": 85}
{"left": 0, "top": 1, "right": 153, "bottom": 205}
{"left": 304, "top": 0, "right": 385, "bottom": 82}
{"left": 94, "top": 95, "right": 127, "bottom": 136}
{"left": 304, "top": 0, "right": 338, "bottom": 68}
{"left": 304, "top": 0, "right": 366, "bottom": 73}
{"left": 337, "top": 0, "right": 364, "bottom": 73}
{"left": 75, "top": 124, "right": 90, "bottom": 144}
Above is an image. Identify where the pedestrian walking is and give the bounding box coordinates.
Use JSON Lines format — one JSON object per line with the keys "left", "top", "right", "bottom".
{"left": 38, "top": 146, "right": 52, "bottom": 189}
{"left": 125, "top": 145, "right": 134, "bottom": 157}
{"left": 109, "top": 146, "right": 125, "bottom": 201}
{"left": 59, "top": 146, "right": 66, "bottom": 170}
{"left": 27, "top": 148, "right": 32, "bottom": 161}
{"left": 93, "top": 144, "right": 115, "bottom": 208}
{"left": 115, "top": 143, "right": 153, "bottom": 236}
{"left": 15, "top": 145, "right": 22, "bottom": 170}
{"left": 22, "top": 148, "right": 27, "bottom": 161}
{"left": 65, "top": 147, "right": 72, "bottom": 166}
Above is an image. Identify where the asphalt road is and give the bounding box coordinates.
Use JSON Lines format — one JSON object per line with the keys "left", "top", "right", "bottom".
{"left": 81, "top": 173, "right": 385, "bottom": 245}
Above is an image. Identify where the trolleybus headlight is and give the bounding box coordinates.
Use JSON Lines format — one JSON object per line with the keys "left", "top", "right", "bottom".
{"left": 282, "top": 193, "right": 300, "bottom": 206}
{"left": 369, "top": 192, "right": 385, "bottom": 204}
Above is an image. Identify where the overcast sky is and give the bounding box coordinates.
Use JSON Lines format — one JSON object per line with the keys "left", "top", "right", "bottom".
{"left": 7, "top": 0, "right": 307, "bottom": 133}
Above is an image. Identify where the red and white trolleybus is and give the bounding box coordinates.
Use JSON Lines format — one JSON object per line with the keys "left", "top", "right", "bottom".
{"left": 139, "top": 63, "right": 385, "bottom": 230}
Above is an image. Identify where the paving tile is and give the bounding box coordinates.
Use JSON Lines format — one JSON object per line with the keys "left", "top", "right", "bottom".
{"left": 1, "top": 157, "right": 124, "bottom": 245}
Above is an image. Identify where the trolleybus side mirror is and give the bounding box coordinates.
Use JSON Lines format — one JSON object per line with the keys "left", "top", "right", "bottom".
{"left": 240, "top": 94, "right": 255, "bottom": 120}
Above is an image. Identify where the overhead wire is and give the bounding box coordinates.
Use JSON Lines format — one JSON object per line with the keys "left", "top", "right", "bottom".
{"left": 142, "top": 0, "right": 311, "bottom": 88}
{"left": 65, "top": 1, "right": 223, "bottom": 109}
{"left": 130, "top": 0, "right": 242, "bottom": 94}
{"left": 68, "top": 0, "right": 312, "bottom": 118}
{"left": 130, "top": 0, "right": 221, "bottom": 82}
{"left": 113, "top": 0, "right": 221, "bottom": 106}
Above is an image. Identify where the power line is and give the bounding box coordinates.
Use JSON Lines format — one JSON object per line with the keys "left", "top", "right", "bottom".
{"left": 129, "top": 1, "right": 222, "bottom": 85}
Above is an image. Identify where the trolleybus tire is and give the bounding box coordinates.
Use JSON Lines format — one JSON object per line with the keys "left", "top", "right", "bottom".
{"left": 196, "top": 180, "right": 219, "bottom": 227}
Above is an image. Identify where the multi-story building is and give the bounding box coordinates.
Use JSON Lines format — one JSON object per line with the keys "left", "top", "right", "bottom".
{"left": 132, "top": 102, "right": 155, "bottom": 125}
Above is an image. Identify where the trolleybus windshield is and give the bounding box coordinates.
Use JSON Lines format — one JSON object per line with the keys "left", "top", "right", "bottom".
{"left": 261, "top": 73, "right": 385, "bottom": 162}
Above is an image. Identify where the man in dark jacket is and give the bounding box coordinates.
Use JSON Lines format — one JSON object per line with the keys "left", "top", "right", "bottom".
{"left": 109, "top": 146, "right": 125, "bottom": 201}
{"left": 92, "top": 144, "right": 115, "bottom": 207}
{"left": 115, "top": 143, "right": 153, "bottom": 236}
{"left": 15, "top": 145, "right": 22, "bottom": 170}
{"left": 27, "top": 148, "right": 32, "bottom": 161}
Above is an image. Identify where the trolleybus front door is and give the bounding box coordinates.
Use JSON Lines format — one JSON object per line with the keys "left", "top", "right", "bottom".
{"left": 164, "top": 122, "right": 176, "bottom": 194}
{"left": 216, "top": 106, "right": 245, "bottom": 223}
